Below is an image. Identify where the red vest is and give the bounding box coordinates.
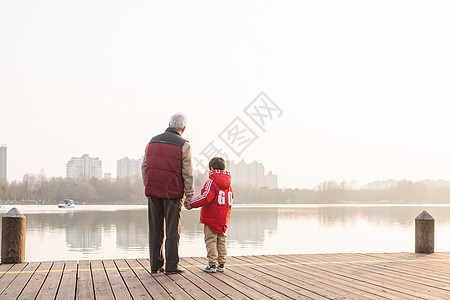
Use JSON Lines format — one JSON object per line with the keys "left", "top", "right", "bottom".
{"left": 145, "top": 128, "right": 186, "bottom": 199}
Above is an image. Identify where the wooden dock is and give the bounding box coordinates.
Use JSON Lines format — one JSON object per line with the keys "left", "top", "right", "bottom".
{"left": 1, "top": 252, "right": 450, "bottom": 299}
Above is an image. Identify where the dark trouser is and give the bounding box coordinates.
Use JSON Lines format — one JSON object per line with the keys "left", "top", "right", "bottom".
{"left": 148, "top": 197, "right": 182, "bottom": 272}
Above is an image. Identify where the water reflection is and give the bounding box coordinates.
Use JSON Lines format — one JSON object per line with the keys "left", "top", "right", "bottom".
{"left": 2, "top": 204, "right": 450, "bottom": 261}
{"left": 182, "top": 208, "right": 279, "bottom": 246}
{"left": 301, "top": 205, "right": 450, "bottom": 227}
{"left": 228, "top": 209, "right": 278, "bottom": 245}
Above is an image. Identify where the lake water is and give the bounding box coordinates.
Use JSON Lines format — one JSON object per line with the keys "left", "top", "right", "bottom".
{"left": 1, "top": 204, "right": 450, "bottom": 262}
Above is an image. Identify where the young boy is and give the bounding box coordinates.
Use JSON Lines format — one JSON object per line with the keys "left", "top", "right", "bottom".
{"left": 187, "top": 157, "right": 233, "bottom": 273}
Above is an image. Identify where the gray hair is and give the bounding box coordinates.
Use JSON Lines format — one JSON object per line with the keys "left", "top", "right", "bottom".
{"left": 169, "top": 113, "right": 187, "bottom": 130}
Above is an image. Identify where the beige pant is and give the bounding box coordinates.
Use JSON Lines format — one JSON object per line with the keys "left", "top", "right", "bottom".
{"left": 204, "top": 224, "right": 227, "bottom": 266}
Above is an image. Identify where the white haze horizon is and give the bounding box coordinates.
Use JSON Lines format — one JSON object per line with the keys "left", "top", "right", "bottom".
{"left": 2, "top": 1, "right": 450, "bottom": 189}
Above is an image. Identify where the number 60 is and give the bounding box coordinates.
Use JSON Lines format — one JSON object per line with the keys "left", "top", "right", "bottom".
{"left": 218, "top": 191, "right": 233, "bottom": 205}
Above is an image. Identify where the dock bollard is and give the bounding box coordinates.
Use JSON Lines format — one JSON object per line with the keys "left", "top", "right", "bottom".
{"left": 415, "top": 211, "right": 434, "bottom": 254}
{"left": 1, "top": 208, "right": 26, "bottom": 264}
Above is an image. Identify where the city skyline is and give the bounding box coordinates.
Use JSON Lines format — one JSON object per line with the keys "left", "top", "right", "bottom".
{"left": 227, "top": 160, "right": 278, "bottom": 189}
{"left": 117, "top": 156, "right": 143, "bottom": 179}
{"left": 2, "top": 1, "right": 450, "bottom": 188}
{"left": 66, "top": 154, "right": 102, "bottom": 181}
{"left": 3, "top": 150, "right": 281, "bottom": 188}
{"left": 3, "top": 149, "right": 450, "bottom": 190}
{"left": 0, "top": 145, "right": 6, "bottom": 182}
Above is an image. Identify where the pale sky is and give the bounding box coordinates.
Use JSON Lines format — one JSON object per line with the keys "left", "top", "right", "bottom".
{"left": 1, "top": 1, "right": 450, "bottom": 188}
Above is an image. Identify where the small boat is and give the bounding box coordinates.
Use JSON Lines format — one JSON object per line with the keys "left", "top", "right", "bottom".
{"left": 58, "top": 199, "right": 75, "bottom": 208}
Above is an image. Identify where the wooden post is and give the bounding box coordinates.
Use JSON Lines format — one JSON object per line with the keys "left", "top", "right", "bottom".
{"left": 1, "top": 208, "right": 26, "bottom": 264}
{"left": 415, "top": 211, "right": 434, "bottom": 254}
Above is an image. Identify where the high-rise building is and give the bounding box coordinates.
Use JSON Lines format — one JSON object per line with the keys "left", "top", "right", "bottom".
{"left": 226, "top": 159, "right": 278, "bottom": 189}
{"left": 0, "top": 145, "right": 6, "bottom": 182}
{"left": 117, "top": 157, "right": 143, "bottom": 179}
{"left": 228, "top": 160, "right": 264, "bottom": 187}
{"left": 23, "top": 170, "right": 46, "bottom": 191}
{"left": 264, "top": 171, "right": 278, "bottom": 189}
{"left": 66, "top": 154, "right": 102, "bottom": 181}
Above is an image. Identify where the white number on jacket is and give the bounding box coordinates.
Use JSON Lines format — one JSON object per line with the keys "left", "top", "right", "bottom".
{"left": 228, "top": 191, "right": 233, "bottom": 205}
{"left": 218, "top": 190, "right": 233, "bottom": 205}
{"left": 218, "top": 191, "right": 225, "bottom": 204}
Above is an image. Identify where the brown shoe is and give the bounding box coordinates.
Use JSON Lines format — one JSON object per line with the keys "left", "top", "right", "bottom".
{"left": 151, "top": 267, "right": 164, "bottom": 274}
{"left": 164, "top": 269, "right": 184, "bottom": 275}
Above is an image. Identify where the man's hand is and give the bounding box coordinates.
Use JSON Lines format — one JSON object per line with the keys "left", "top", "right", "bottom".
{"left": 184, "top": 195, "right": 193, "bottom": 210}
{"left": 183, "top": 200, "right": 191, "bottom": 210}
{"left": 184, "top": 201, "right": 191, "bottom": 210}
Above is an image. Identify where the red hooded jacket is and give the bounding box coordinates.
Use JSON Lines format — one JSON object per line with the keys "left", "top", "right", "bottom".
{"left": 190, "top": 170, "right": 233, "bottom": 233}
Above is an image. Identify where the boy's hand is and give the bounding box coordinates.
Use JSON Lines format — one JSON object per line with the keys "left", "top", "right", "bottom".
{"left": 184, "top": 200, "right": 192, "bottom": 210}
{"left": 184, "top": 201, "right": 192, "bottom": 210}
{"left": 184, "top": 195, "right": 192, "bottom": 210}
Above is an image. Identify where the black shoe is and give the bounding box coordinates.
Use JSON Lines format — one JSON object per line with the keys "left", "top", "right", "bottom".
{"left": 165, "top": 269, "right": 184, "bottom": 275}
{"left": 202, "top": 265, "right": 217, "bottom": 273}
{"left": 151, "top": 267, "right": 164, "bottom": 274}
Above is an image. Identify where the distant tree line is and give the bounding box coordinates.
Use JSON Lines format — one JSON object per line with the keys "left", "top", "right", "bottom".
{"left": 235, "top": 180, "right": 450, "bottom": 204}
{"left": 1, "top": 178, "right": 450, "bottom": 205}
{"left": 0, "top": 176, "right": 146, "bottom": 205}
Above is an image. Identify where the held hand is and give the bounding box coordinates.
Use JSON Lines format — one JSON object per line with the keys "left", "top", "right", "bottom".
{"left": 185, "top": 195, "right": 193, "bottom": 203}
{"left": 184, "top": 199, "right": 192, "bottom": 210}
{"left": 184, "top": 195, "right": 193, "bottom": 210}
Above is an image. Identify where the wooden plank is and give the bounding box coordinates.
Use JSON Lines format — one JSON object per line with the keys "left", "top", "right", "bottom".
{"left": 413, "top": 253, "right": 450, "bottom": 274}
{"left": 126, "top": 259, "right": 171, "bottom": 299}
{"left": 351, "top": 252, "right": 439, "bottom": 265}
{"left": 127, "top": 258, "right": 192, "bottom": 300}
{"left": 136, "top": 258, "right": 207, "bottom": 299}
{"left": 226, "top": 256, "right": 324, "bottom": 300}
{"left": 55, "top": 261, "right": 78, "bottom": 300}
{"left": 351, "top": 253, "right": 450, "bottom": 284}
{"left": 278, "top": 253, "right": 421, "bottom": 300}
{"left": 283, "top": 254, "right": 421, "bottom": 300}
{"left": 189, "top": 257, "right": 272, "bottom": 300}
{"left": 430, "top": 252, "right": 450, "bottom": 259}
{"left": 365, "top": 261, "right": 450, "bottom": 288}
{"left": 0, "top": 262, "right": 40, "bottom": 299}
{"left": 316, "top": 253, "right": 450, "bottom": 299}
{"left": 221, "top": 256, "right": 312, "bottom": 300}
{"left": 0, "top": 263, "right": 28, "bottom": 294}
{"left": 257, "top": 254, "right": 402, "bottom": 300}
{"left": 276, "top": 253, "right": 431, "bottom": 300}
{"left": 235, "top": 255, "right": 363, "bottom": 300}
{"left": 360, "top": 253, "right": 450, "bottom": 279}
{"left": 102, "top": 260, "right": 132, "bottom": 300}
{"left": 114, "top": 259, "right": 152, "bottom": 299}
{"left": 167, "top": 273, "right": 211, "bottom": 299}
{"left": 91, "top": 260, "right": 115, "bottom": 300}
{"left": 278, "top": 254, "right": 443, "bottom": 300}
{"left": 0, "top": 264, "right": 13, "bottom": 279}
{"left": 76, "top": 260, "right": 94, "bottom": 300}
{"left": 35, "top": 261, "right": 65, "bottom": 300}
{"left": 8, "top": 252, "right": 450, "bottom": 300}
{"left": 364, "top": 252, "right": 433, "bottom": 261}
{"left": 238, "top": 254, "right": 365, "bottom": 299}
{"left": 330, "top": 253, "right": 450, "bottom": 298}
{"left": 182, "top": 257, "right": 252, "bottom": 300}
{"left": 164, "top": 267, "right": 215, "bottom": 300}
{"left": 374, "top": 252, "right": 450, "bottom": 264}
{"left": 17, "top": 261, "right": 52, "bottom": 300}
{"left": 178, "top": 258, "right": 232, "bottom": 299}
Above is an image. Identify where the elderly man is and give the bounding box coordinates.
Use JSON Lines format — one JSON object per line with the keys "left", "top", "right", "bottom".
{"left": 141, "top": 113, "right": 194, "bottom": 275}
